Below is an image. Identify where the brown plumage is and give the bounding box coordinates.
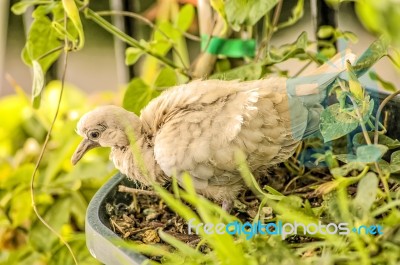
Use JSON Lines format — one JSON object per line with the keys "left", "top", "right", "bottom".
{"left": 72, "top": 52, "right": 355, "bottom": 210}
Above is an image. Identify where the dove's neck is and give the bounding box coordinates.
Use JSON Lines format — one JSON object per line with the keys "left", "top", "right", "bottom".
{"left": 112, "top": 115, "right": 166, "bottom": 185}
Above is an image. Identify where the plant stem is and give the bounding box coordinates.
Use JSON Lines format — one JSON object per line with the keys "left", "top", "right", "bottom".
{"left": 373, "top": 90, "right": 400, "bottom": 144}
{"left": 30, "top": 15, "right": 78, "bottom": 265}
{"left": 96, "top": 10, "right": 200, "bottom": 42}
{"left": 338, "top": 80, "right": 371, "bottom": 145}
{"left": 84, "top": 8, "right": 188, "bottom": 76}
{"left": 96, "top": 10, "right": 191, "bottom": 69}
{"left": 256, "top": 0, "right": 283, "bottom": 60}
{"left": 118, "top": 185, "right": 157, "bottom": 196}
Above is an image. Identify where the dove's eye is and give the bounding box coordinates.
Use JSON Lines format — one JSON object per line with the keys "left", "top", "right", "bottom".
{"left": 88, "top": 130, "right": 100, "bottom": 140}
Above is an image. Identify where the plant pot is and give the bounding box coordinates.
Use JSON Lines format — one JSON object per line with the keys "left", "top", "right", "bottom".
{"left": 85, "top": 90, "right": 400, "bottom": 265}
{"left": 86, "top": 173, "right": 148, "bottom": 265}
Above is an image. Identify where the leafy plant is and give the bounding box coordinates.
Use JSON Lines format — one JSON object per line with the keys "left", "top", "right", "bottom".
{"left": 0, "top": 82, "right": 115, "bottom": 264}
{"left": 4, "top": 0, "right": 400, "bottom": 264}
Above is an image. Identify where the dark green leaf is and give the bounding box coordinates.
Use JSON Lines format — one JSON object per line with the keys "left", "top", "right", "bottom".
{"left": 123, "top": 78, "right": 161, "bottom": 115}
{"left": 225, "top": 0, "right": 279, "bottom": 31}
{"left": 355, "top": 144, "right": 388, "bottom": 163}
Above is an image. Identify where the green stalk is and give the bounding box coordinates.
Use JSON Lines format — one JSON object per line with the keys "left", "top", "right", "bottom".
{"left": 84, "top": 8, "right": 188, "bottom": 76}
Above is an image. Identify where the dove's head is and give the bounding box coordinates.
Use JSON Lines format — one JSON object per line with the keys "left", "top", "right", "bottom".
{"left": 71, "top": 105, "right": 141, "bottom": 165}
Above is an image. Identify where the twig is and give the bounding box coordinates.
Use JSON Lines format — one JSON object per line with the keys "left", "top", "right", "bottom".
{"left": 256, "top": 0, "right": 283, "bottom": 60}
{"left": 373, "top": 90, "right": 400, "bottom": 144}
{"left": 29, "top": 14, "right": 78, "bottom": 265}
{"left": 118, "top": 185, "right": 158, "bottom": 196}
{"left": 293, "top": 60, "right": 313, "bottom": 77}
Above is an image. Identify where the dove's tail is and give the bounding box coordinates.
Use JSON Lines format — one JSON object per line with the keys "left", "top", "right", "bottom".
{"left": 287, "top": 49, "right": 356, "bottom": 139}
{"left": 287, "top": 49, "right": 356, "bottom": 106}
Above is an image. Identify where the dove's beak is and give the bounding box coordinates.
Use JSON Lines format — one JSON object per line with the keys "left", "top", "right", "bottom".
{"left": 71, "top": 139, "right": 100, "bottom": 165}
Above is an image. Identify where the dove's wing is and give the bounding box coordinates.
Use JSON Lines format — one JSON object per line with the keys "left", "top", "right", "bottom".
{"left": 140, "top": 78, "right": 310, "bottom": 189}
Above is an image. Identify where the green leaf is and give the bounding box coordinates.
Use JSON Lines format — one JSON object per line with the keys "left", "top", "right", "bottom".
{"left": 320, "top": 103, "right": 359, "bottom": 142}
{"left": 125, "top": 47, "right": 143, "bottom": 65}
{"left": 158, "top": 230, "right": 201, "bottom": 258}
{"left": 353, "top": 37, "right": 389, "bottom": 76}
{"left": 277, "top": 0, "right": 304, "bottom": 30}
{"left": 154, "top": 67, "right": 177, "bottom": 89}
{"left": 225, "top": 0, "right": 279, "bottom": 31}
{"left": 320, "top": 97, "right": 374, "bottom": 142}
{"left": 22, "top": 16, "right": 62, "bottom": 72}
{"left": 29, "top": 197, "right": 71, "bottom": 252}
{"left": 355, "top": 144, "right": 388, "bottom": 163}
{"left": 123, "top": 78, "right": 161, "bottom": 115}
{"left": 346, "top": 61, "right": 364, "bottom": 100}
{"left": 353, "top": 132, "right": 400, "bottom": 149}
{"left": 317, "top": 25, "right": 335, "bottom": 39}
{"left": 330, "top": 162, "right": 366, "bottom": 178}
{"left": 389, "top": 150, "right": 400, "bottom": 173}
{"left": 356, "top": 0, "right": 400, "bottom": 47}
{"left": 353, "top": 172, "right": 378, "bottom": 213}
{"left": 0, "top": 163, "right": 34, "bottom": 189}
{"left": 49, "top": 239, "right": 99, "bottom": 265}
{"left": 177, "top": 4, "right": 195, "bottom": 32}
{"left": 11, "top": 0, "right": 46, "bottom": 15}
{"left": 266, "top": 32, "right": 308, "bottom": 64}
{"left": 343, "top": 31, "right": 359, "bottom": 43}
{"left": 10, "top": 191, "right": 32, "bottom": 227}
{"left": 210, "top": 62, "right": 262, "bottom": 81}
{"left": 62, "top": 0, "right": 85, "bottom": 50}
{"left": 32, "top": 60, "right": 44, "bottom": 109}
{"left": 152, "top": 21, "right": 181, "bottom": 55}
{"left": 369, "top": 71, "right": 397, "bottom": 92}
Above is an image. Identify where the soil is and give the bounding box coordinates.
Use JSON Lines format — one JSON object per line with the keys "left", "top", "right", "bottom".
{"left": 104, "top": 150, "right": 336, "bottom": 258}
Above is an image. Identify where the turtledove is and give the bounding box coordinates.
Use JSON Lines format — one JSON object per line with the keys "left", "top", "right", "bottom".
{"left": 72, "top": 51, "right": 356, "bottom": 211}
